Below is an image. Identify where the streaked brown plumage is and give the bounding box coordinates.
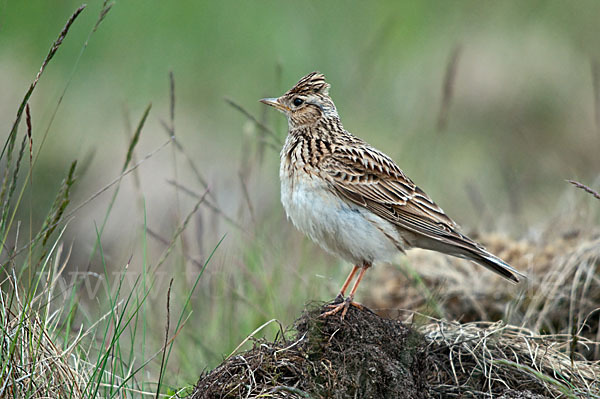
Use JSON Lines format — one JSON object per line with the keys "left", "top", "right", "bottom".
{"left": 261, "top": 72, "right": 524, "bottom": 318}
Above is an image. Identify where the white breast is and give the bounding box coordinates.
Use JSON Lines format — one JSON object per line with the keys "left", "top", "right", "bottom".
{"left": 279, "top": 166, "right": 403, "bottom": 266}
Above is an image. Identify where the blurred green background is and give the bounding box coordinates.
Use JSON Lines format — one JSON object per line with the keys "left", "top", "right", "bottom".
{"left": 1, "top": 0, "right": 600, "bottom": 387}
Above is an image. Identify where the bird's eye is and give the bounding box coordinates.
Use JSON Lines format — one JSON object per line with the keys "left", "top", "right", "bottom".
{"left": 293, "top": 98, "right": 304, "bottom": 106}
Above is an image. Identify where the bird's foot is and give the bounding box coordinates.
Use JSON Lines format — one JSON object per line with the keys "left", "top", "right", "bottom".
{"left": 320, "top": 296, "right": 363, "bottom": 320}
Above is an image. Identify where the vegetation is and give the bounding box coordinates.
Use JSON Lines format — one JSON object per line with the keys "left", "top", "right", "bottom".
{"left": 0, "top": 1, "right": 599, "bottom": 398}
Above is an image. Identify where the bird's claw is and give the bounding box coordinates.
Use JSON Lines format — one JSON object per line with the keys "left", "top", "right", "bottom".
{"left": 320, "top": 296, "right": 363, "bottom": 320}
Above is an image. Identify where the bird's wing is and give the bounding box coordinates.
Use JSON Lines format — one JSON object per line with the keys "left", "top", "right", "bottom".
{"left": 320, "top": 143, "right": 523, "bottom": 282}
{"left": 320, "top": 143, "right": 478, "bottom": 247}
{"left": 313, "top": 137, "right": 522, "bottom": 282}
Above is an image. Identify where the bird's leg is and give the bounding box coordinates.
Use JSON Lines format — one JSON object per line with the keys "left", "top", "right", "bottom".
{"left": 333, "top": 264, "right": 360, "bottom": 302}
{"left": 322, "top": 262, "right": 371, "bottom": 320}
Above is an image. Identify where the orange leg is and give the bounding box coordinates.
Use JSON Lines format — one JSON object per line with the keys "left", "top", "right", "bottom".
{"left": 335, "top": 264, "right": 360, "bottom": 300}
{"left": 321, "top": 262, "right": 371, "bottom": 320}
{"left": 347, "top": 264, "right": 369, "bottom": 299}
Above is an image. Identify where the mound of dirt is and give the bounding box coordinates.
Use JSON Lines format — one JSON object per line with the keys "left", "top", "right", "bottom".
{"left": 192, "top": 302, "right": 429, "bottom": 398}
{"left": 190, "top": 303, "right": 598, "bottom": 398}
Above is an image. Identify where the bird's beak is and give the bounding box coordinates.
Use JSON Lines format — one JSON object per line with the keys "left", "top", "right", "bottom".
{"left": 259, "top": 97, "right": 289, "bottom": 112}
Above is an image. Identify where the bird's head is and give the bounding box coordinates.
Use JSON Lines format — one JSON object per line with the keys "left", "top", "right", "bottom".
{"left": 260, "top": 72, "right": 338, "bottom": 129}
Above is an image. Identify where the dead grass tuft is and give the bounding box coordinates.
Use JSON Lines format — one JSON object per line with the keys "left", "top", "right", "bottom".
{"left": 424, "top": 320, "right": 599, "bottom": 398}
{"left": 367, "top": 228, "right": 600, "bottom": 359}
{"left": 0, "top": 276, "right": 88, "bottom": 398}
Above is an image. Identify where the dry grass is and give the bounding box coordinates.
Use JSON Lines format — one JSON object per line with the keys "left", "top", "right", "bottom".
{"left": 424, "top": 321, "right": 600, "bottom": 398}
{"left": 366, "top": 222, "right": 600, "bottom": 360}
{"left": 1, "top": 277, "right": 89, "bottom": 398}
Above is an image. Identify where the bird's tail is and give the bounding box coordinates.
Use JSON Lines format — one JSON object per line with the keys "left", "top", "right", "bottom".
{"left": 414, "top": 234, "right": 525, "bottom": 283}
{"left": 466, "top": 250, "right": 523, "bottom": 283}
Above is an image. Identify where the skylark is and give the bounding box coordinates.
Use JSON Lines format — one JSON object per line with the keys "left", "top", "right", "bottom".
{"left": 261, "top": 72, "right": 523, "bottom": 318}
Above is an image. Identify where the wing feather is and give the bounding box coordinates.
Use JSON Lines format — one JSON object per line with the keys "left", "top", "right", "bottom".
{"left": 323, "top": 145, "right": 457, "bottom": 232}
{"left": 320, "top": 144, "right": 506, "bottom": 261}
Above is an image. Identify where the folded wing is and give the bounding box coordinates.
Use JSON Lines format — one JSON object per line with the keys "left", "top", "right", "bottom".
{"left": 321, "top": 144, "right": 522, "bottom": 282}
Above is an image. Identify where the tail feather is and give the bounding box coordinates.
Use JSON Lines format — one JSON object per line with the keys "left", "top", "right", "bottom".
{"left": 412, "top": 234, "right": 525, "bottom": 283}
{"left": 469, "top": 251, "right": 523, "bottom": 283}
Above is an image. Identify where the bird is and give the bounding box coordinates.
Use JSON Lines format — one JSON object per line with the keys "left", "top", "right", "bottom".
{"left": 260, "top": 72, "right": 524, "bottom": 319}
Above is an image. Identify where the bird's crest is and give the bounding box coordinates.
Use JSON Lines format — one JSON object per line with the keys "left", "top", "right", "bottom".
{"left": 286, "top": 72, "right": 330, "bottom": 96}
